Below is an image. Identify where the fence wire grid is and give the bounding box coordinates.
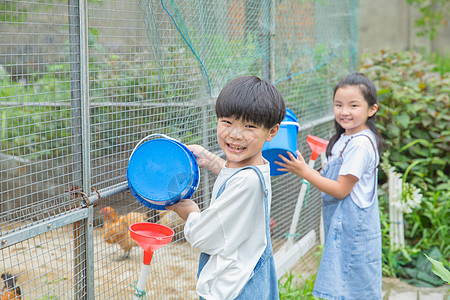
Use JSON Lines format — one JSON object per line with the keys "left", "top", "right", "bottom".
{"left": 1, "top": 0, "right": 359, "bottom": 298}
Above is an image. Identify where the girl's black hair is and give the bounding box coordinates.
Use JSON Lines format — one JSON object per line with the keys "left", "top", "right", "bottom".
{"left": 215, "top": 75, "right": 286, "bottom": 129}
{"left": 326, "top": 72, "right": 383, "bottom": 158}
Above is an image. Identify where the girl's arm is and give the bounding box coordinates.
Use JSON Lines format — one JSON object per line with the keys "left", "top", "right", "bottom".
{"left": 187, "top": 144, "right": 225, "bottom": 175}
{"left": 275, "top": 150, "right": 358, "bottom": 199}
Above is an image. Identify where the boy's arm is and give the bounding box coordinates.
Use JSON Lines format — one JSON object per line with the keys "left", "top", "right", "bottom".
{"left": 181, "top": 172, "right": 261, "bottom": 255}
{"left": 166, "top": 199, "right": 200, "bottom": 221}
{"left": 187, "top": 145, "right": 224, "bottom": 175}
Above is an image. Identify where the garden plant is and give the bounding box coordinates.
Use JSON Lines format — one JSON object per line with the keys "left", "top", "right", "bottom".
{"left": 358, "top": 49, "right": 449, "bottom": 286}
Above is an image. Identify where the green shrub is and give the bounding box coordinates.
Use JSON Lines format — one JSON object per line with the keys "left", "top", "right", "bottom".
{"left": 424, "top": 51, "right": 450, "bottom": 75}
{"left": 358, "top": 50, "right": 450, "bottom": 261}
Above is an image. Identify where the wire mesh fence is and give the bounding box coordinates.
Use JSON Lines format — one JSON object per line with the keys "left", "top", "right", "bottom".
{"left": 1, "top": 0, "right": 358, "bottom": 298}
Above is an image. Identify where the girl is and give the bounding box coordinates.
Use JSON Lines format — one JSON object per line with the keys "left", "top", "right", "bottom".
{"left": 276, "top": 72, "right": 383, "bottom": 299}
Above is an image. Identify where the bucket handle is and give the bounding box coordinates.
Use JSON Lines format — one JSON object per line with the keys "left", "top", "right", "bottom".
{"left": 280, "top": 121, "right": 300, "bottom": 132}
{"left": 130, "top": 133, "right": 179, "bottom": 161}
{"left": 280, "top": 121, "right": 299, "bottom": 126}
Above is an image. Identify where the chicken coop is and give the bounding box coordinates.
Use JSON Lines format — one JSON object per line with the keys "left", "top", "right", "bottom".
{"left": 1, "top": 0, "right": 359, "bottom": 298}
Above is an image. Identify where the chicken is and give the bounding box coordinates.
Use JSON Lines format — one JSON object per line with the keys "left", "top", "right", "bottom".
{"left": 1, "top": 272, "right": 21, "bottom": 300}
{"left": 100, "top": 206, "right": 147, "bottom": 261}
{"left": 158, "top": 210, "right": 185, "bottom": 241}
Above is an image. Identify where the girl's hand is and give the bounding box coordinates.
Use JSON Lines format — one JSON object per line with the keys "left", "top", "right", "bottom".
{"left": 187, "top": 144, "right": 224, "bottom": 175}
{"left": 274, "top": 150, "right": 308, "bottom": 178}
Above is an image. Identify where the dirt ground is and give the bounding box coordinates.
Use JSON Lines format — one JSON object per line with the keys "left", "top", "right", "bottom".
{"left": 2, "top": 218, "right": 321, "bottom": 300}
{"left": 1, "top": 223, "right": 200, "bottom": 299}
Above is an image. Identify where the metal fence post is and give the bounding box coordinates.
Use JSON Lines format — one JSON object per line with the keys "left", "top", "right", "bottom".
{"left": 261, "top": 0, "right": 275, "bottom": 82}
{"left": 349, "top": 0, "right": 360, "bottom": 71}
{"left": 68, "top": 0, "right": 92, "bottom": 298}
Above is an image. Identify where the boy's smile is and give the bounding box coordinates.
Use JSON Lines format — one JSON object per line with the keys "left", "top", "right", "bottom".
{"left": 217, "top": 116, "right": 279, "bottom": 169}
{"left": 227, "top": 143, "right": 246, "bottom": 151}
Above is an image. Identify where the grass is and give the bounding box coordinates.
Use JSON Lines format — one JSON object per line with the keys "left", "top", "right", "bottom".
{"left": 424, "top": 51, "right": 450, "bottom": 75}
{"left": 278, "top": 272, "right": 319, "bottom": 299}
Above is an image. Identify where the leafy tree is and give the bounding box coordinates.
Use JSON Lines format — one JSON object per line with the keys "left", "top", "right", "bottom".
{"left": 406, "top": 0, "right": 450, "bottom": 40}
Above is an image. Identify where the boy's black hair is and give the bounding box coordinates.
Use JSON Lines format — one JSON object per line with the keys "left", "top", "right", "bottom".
{"left": 215, "top": 75, "right": 286, "bottom": 129}
{"left": 326, "top": 72, "right": 383, "bottom": 158}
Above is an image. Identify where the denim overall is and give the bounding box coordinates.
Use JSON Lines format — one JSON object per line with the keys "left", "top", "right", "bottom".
{"left": 198, "top": 166, "right": 279, "bottom": 300}
{"left": 312, "top": 135, "right": 382, "bottom": 300}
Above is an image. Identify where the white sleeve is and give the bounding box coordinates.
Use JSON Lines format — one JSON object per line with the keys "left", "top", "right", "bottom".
{"left": 183, "top": 171, "right": 263, "bottom": 256}
{"left": 339, "top": 137, "right": 376, "bottom": 179}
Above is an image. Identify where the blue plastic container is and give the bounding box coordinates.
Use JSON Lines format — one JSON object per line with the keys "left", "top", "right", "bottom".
{"left": 262, "top": 108, "right": 299, "bottom": 176}
{"left": 127, "top": 134, "right": 200, "bottom": 210}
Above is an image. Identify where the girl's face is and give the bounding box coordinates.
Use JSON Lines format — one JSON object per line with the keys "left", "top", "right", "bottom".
{"left": 217, "top": 116, "right": 279, "bottom": 169}
{"left": 334, "top": 86, "right": 378, "bottom": 136}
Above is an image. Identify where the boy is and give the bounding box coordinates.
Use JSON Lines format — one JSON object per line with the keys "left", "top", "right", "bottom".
{"left": 166, "top": 75, "right": 285, "bottom": 299}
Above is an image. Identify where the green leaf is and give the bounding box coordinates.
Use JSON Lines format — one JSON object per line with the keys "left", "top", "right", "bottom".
{"left": 424, "top": 254, "right": 450, "bottom": 284}
{"left": 396, "top": 114, "right": 410, "bottom": 129}
{"left": 377, "top": 88, "right": 391, "bottom": 95}
{"left": 390, "top": 126, "right": 400, "bottom": 137}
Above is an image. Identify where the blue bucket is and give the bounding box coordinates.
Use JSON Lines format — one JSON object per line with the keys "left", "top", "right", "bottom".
{"left": 262, "top": 108, "right": 299, "bottom": 176}
{"left": 127, "top": 134, "right": 200, "bottom": 210}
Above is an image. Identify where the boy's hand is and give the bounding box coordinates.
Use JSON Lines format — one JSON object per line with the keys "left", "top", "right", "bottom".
{"left": 166, "top": 199, "right": 200, "bottom": 221}
{"left": 274, "top": 150, "right": 308, "bottom": 177}
{"left": 186, "top": 145, "right": 211, "bottom": 168}
{"left": 187, "top": 144, "right": 224, "bottom": 175}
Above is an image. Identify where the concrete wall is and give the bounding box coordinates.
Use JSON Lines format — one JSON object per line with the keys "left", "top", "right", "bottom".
{"left": 358, "top": 0, "right": 450, "bottom": 54}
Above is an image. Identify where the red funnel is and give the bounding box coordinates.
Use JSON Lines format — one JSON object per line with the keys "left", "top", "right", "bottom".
{"left": 130, "top": 223, "right": 174, "bottom": 265}
{"left": 307, "top": 135, "right": 329, "bottom": 161}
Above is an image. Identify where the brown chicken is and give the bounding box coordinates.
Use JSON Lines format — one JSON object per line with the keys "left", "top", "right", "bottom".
{"left": 1, "top": 273, "right": 21, "bottom": 300}
{"left": 158, "top": 210, "right": 185, "bottom": 241}
{"left": 100, "top": 206, "right": 147, "bottom": 261}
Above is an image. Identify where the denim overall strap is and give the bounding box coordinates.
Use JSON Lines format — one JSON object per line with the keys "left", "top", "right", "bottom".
{"left": 340, "top": 134, "right": 378, "bottom": 201}
{"left": 313, "top": 134, "right": 382, "bottom": 300}
{"left": 198, "top": 166, "right": 279, "bottom": 300}
{"left": 217, "top": 166, "right": 269, "bottom": 199}
{"left": 339, "top": 134, "right": 378, "bottom": 164}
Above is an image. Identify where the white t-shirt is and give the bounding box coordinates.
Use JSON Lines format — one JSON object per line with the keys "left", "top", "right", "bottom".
{"left": 326, "top": 129, "right": 379, "bottom": 208}
{"left": 184, "top": 162, "right": 271, "bottom": 300}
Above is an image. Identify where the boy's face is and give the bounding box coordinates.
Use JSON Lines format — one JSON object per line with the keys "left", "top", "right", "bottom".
{"left": 217, "top": 116, "right": 279, "bottom": 169}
